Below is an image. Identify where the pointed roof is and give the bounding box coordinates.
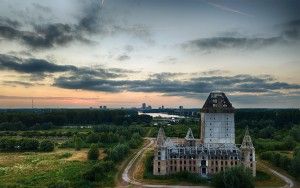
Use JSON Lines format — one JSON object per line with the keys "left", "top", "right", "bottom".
{"left": 157, "top": 127, "right": 166, "bottom": 146}
{"left": 241, "top": 127, "right": 254, "bottom": 149}
{"left": 185, "top": 128, "right": 195, "bottom": 140}
{"left": 201, "top": 92, "right": 234, "bottom": 113}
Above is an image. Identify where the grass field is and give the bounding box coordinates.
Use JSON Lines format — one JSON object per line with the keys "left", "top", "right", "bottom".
{"left": 0, "top": 148, "right": 107, "bottom": 187}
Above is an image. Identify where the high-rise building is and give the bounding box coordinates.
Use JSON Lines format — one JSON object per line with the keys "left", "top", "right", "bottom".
{"left": 200, "top": 92, "right": 235, "bottom": 144}
{"left": 142, "top": 103, "right": 146, "bottom": 109}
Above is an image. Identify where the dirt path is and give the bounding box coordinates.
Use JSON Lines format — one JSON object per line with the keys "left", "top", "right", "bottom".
{"left": 259, "top": 161, "right": 297, "bottom": 188}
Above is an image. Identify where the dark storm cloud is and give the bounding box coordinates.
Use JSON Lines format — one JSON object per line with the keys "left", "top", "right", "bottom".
{"left": 0, "top": 54, "right": 128, "bottom": 80}
{"left": 184, "top": 19, "right": 300, "bottom": 51}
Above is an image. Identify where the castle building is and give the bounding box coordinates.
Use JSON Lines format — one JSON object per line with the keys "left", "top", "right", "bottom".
{"left": 153, "top": 91, "right": 256, "bottom": 177}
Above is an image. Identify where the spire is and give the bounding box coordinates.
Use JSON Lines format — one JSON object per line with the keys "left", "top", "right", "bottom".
{"left": 157, "top": 127, "right": 166, "bottom": 146}
{"left": 241, "top": 126, "right": 254, "bottom": 149}
{"left": 185, "top": 128, "right": 195, "bottom": 140}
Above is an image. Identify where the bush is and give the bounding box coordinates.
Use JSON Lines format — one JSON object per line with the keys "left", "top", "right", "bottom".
{"left": 107, "top": 143, "right": 129, "bottom": 162}
{"left": 88, "top": 144, "right": 99, "bottom": 160}
{"left": 0, "top": 137, "right": 39, "bottom": 151}
{"left": 82, "top": 161, "right": 114, "bottom": 182}
{"left": 39, "top": 140, "right": 54, "bottom": 152}
{"left": 212, "top": 166, "right": 254, "bottom": 188}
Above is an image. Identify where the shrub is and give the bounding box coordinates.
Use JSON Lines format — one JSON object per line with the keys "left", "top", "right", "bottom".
{"left": 82, "top": 161, "right": 114, "bottom": 181}
{"left": 39, "top": 140, "right": 54, "bottom": 152}
{"left": 88, "top": 144, "right": 99, "bottom": 160}
{"left": 212, "top": 165, "right": 254, "bottom": 188}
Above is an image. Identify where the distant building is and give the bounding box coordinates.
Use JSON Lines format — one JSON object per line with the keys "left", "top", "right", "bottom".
{"left": 162, "top": 105, "right": 164, "bottom": 109}
{"left": 147, "top": 105, "right": 152, "bottom": 110}
{"left": 153, "top": 91, "right": 256, "bottom": 177}
{"left": 179, "top": 106, "right": 183, "bottom": 110}
{"left": 142, "top": 103, "right": 147, "bottom": 110}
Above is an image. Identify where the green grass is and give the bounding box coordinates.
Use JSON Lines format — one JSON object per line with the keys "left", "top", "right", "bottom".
{"left": 0, "top": 149, "right": 113, "bottom": 187}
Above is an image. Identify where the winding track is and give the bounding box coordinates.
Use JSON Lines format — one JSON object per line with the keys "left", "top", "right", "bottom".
{"left": 120, "top": 138, "right": 296, "bottom": 188}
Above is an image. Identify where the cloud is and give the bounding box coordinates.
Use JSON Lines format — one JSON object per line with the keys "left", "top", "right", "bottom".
{"left": 0, "top": 1, "right": 153, "bottom": 49}
{"left": 1, "top": 81, "right": 36, "bottom": 87}
{"left": 184, "top": 19, "right": 300, "bottom": 51}
{"left": 53, "top": 72, "right": 300, "bottom": 97}
{"left": 0, "top": 54, "right": 131, "bottom": 80}
{"left": 184, "top": 36, "right": 280, "bottom": 50}
{"left": 117, "top": 55, "right": 130, "bottom": 61}
{"left": 0, "top": 22, "right": 90, "bottom": 48}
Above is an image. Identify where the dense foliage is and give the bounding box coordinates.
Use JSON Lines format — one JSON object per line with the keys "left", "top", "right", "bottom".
{"left": 0, "top": 137, "right": 54, "bottom": 152}
{"left": 212, "top": 166, "right": 255, "bottom": 188}
{"left": 88, "top": 144, "right": 99, "bottom": 160}
{"left": 0, "top": 109, "right": 152, "bottom": 130}
{"left": 39, "top": 140, "right": 55, "bottom": 152}
{"left": 260, "top": 150, "right": 300, "bottom": 180}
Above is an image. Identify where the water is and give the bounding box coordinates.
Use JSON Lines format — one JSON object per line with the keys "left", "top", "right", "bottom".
{"left": 138, "top": 112, "right": 185, "bottom": 118}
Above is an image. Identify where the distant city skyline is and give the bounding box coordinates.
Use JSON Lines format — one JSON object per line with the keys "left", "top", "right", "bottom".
{"left": 0, "top": 0, "right": 300, "bottom": 108}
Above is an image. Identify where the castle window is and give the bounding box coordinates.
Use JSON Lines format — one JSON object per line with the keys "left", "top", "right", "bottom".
{"left": 193, "top": 161, "right": 196, "bottom": 165}
{"left": 158, "top": 168, "right": 160, "bottom": 173}
{"left": 174, "top": 161, "right": 177, "bottom": 164}
{"left": 189, "top": 161, "right": 191, "bottom": 164}
{"left": 215, "top": 167, "right": 218, "bottom": 172}
{"left": 216, "top": 161, "right": 218, "bottom": 165}
{"left": 158, "top": 157, "right": 161, "bottom": 160}
{"left": 235, "top": 161, "right": 237, "bottom": 165}
{"left": 170, "top": 166, "right": 173, "bottom": 171}
{"left": 194, "top": 167, "right": 196, "bottom": 171}
{"left": 180, "top": 160, "right": 182, "bottom": 164}
{"left": 184, "top": 161, "right": 186, "bottom": 164}
{"left": 175, "top": 166, "right": 177, "bottom": 171}
{"left": 250, "top": 163, "right": 252, "bottom": 167}
{"left": 231, "top": 161, "right": 233, "bottom": 165}
{"left": 211, "top": 161, "right": 214, "bottom": 165}
{"left": 221, "top": 167, "right": 223, "bottom": 171}
{"left": 189, "top": 167, "right": 191, "bottom": 171}
{"left": 225, "top": 161, "right": 228, "bottom": 165}
{"left": 170, "top": 161, "right": 172, "bottom": 164}
{"left": 158, "top": 162, "right": 160, "bottom": 166}
{"left": 184, "top": 167, "right": 186, "bottom": 171}
{"left": 221, "top": 161, "right": 223, "bottom": 165}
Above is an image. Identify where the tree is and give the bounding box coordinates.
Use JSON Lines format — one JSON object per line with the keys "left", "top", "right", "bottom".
{"left": 73, "top": 135, "right": 83, "bottom": 151}
{"left": 212, "top": 166, "right": 254, "bottom": 188}
{"left": 88, "top": 144, "right": 99, "bottom": 160}
{"left": 39, "top": 140, "right": 54, "bottom": 152}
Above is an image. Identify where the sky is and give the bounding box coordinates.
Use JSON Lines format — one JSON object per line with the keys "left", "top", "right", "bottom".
{"left": 0, "top": 0, "right": 300, "bottom": 108}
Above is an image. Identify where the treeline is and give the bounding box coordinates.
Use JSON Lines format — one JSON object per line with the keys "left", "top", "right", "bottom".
{"left": 60, "top": 125, "right": 144, "bottom": 149}
{"left": 235, "top": 109, "right": 300, "bottom": 130}
{"left": 0, "top": 137, "right": 54, "bottom": 152}
{"left": 0, "top": 109, "right": 152, "bottom": 130}
{"left": 260, "top": 149, "right": 300, "bottom": 179}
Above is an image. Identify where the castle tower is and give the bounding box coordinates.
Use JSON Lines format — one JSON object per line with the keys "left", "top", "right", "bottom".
{"left": 185, "top": 128, "right": 196, "bottom": 146}
{"left": 240, "top": 127, "right": 256, "bottom": 176}
{"left": 200, "top": 92, "right": 235, "bottom": 144}
{"left": 153, "top": 128, "right": 168, "bottom": 175}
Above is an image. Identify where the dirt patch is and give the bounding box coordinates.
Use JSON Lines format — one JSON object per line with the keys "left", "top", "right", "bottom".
{"left": 66, "top": 149, "right": 106, "bottom": 161}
